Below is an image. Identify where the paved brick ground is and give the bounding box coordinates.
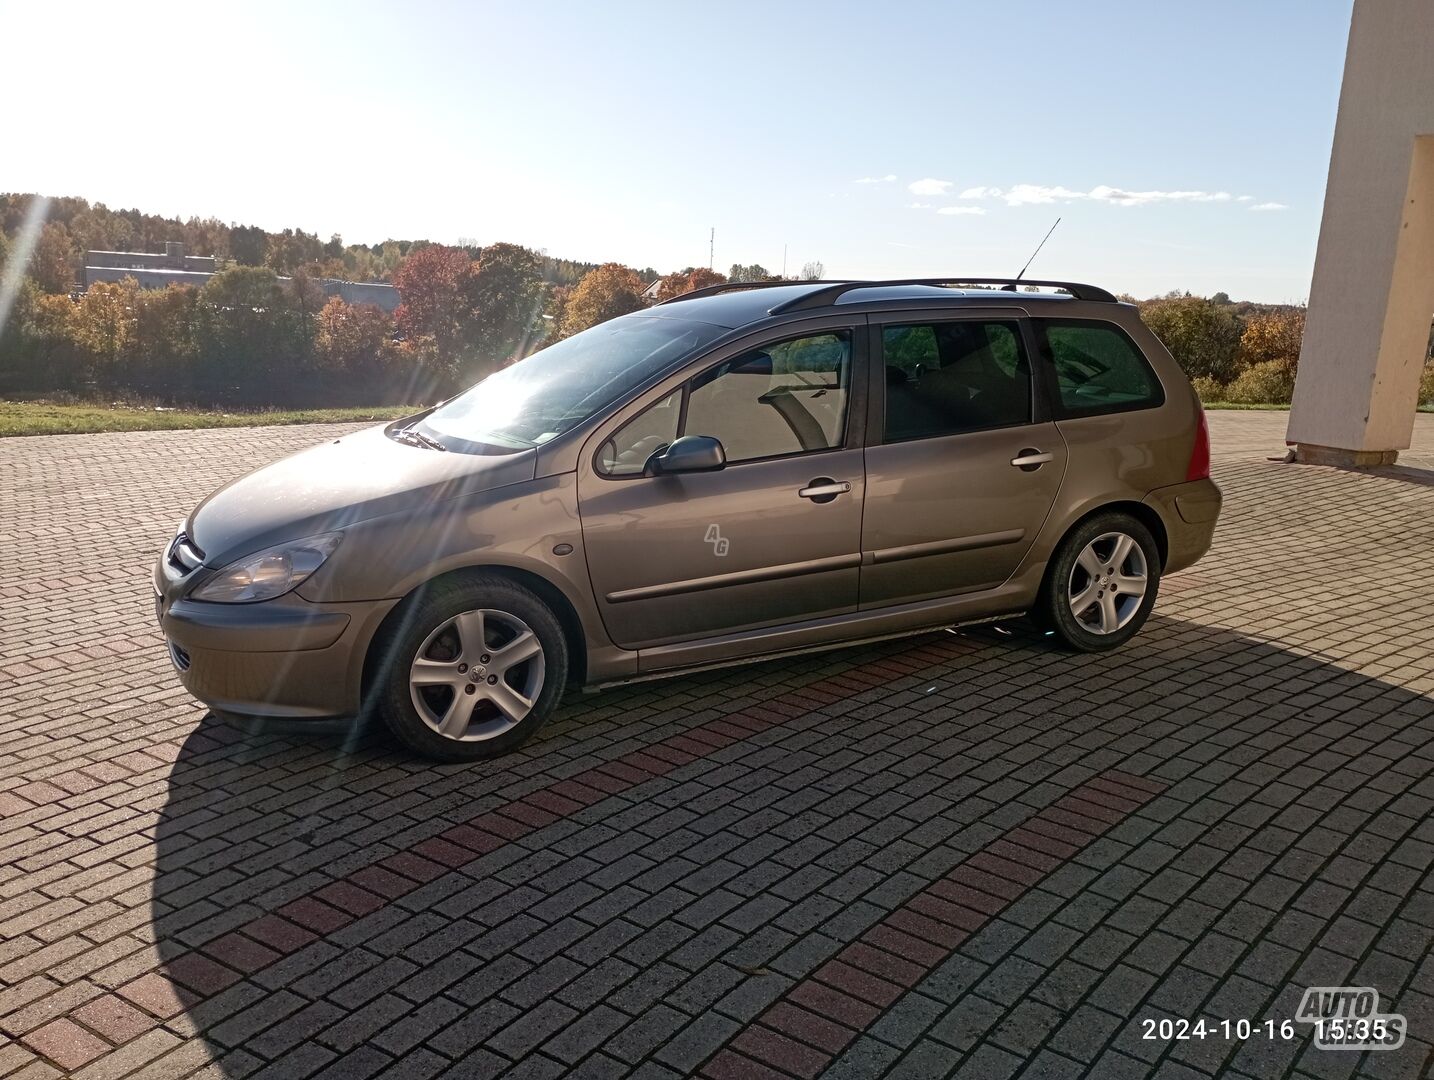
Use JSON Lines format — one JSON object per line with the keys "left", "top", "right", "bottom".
{"left": 2, "top": 411, "right": 1433, "bottom": 1080}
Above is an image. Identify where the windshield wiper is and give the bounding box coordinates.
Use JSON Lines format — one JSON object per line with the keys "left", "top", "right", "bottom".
{"left": 393, "top": 426, "right": 448, "bottom": 452}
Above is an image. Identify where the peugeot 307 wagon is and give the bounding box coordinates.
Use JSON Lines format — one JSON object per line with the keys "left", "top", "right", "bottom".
{"left": 155, "top": 278, "right": 1222, "bottom": 761}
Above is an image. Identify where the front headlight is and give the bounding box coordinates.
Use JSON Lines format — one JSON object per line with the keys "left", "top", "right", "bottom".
{"left": 189, "top": 532, "right": 343, "bottom": 604}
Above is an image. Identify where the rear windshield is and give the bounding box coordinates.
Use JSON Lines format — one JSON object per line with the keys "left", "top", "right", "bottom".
{"left": 419, "top": 314, "right": 725, "bottom": 453}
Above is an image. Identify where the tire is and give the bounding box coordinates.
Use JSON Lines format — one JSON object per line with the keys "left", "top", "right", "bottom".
{"left": 373, "top": 573, "right": 569, "bottom": 762}
{"left": 1040, "top": 512, "right": 1161, "bottom": 652}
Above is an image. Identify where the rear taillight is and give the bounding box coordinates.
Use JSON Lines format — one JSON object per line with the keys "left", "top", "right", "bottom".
{"left": 1186, "top": 406, "right": 1210, "bottom": 482}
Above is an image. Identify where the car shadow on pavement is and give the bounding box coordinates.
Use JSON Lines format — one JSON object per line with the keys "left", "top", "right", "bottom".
{"left": 145, "top": 615, "right": 1434, "bottom": 1078}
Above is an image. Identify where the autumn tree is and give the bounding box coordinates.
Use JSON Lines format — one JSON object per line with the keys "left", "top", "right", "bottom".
{"left": 542, "top": 284, "right": 571, "bottom": 345}
{"left": 1237, "top": 307, "right": 1305, "bottom": 371}
{"left": 561, "top": 263, "right": 645, "bottom": 337}
{"left": 131, "top": 284, "right": 201, "bottom": 397}
{"left": 228, "top": 224, "right": 268, "bottom": 266}
{"left": 72, "top": 278, "right": 139, "bottom": 386}
{"left": 0, "top": 281, "right": 85, "bottom": 392}
{"left": 801, "top": 261, "right": 824, "bottom": 280}
{"left": 265, "top": 227, "right": 325, "bottom": 275}
{"left": 1139, "top": 295, "right": 1243, "bottom": 383}
{"left": 461, "top": 242, "right": 546, "bottom": 370}
{"left": 31, "top": 221, "right": 76, "bottom": 293}
{"left": 654, "top": 266, "right": 726, "bottom": 302}
{"left": 393, "top": 244, "right": 473, "bottom": 363}
{"left": 316, "top": 298, "right": 395, "bottom": 376}
{"left": 194, "top": 267, "right": 316, "bottom": 403}
{"left": 312, "top": 296, "right": 430, "bottom": 402}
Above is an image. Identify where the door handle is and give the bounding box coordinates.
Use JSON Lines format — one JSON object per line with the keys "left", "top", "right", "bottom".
{"left": 798, "top": 479, "right": 851, "bottom": 502}
{"left": 1010, "top": 449, "right": 1053, "bottom": 470}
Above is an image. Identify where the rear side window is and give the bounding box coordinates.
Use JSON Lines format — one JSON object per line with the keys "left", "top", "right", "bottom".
{"left": 882, "top": 321, "right": 1031, "bottom": 441}
{"left": 1040, "top": 320, "right": 1163, "bottom": 416}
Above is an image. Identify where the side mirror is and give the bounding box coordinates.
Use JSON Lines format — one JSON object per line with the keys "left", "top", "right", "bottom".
{"left": 648, "top": 435, "right": 726, "bottom": 475}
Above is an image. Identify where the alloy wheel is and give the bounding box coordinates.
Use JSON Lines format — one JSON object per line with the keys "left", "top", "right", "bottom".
{"left": 1068, "top": 531, "right": 1148, "bottom": 635}
{"left": 408, "top": 608, "right": 546, "bottom": 741}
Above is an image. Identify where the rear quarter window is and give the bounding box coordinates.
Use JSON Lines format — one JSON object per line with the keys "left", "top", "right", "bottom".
{"left": 1039, "top": 319, "right": 1164, "bottom": 417}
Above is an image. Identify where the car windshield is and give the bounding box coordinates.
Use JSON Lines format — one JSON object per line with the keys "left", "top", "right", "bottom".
{"left": 417, "top": 314, "right": 725, "bottom": 453}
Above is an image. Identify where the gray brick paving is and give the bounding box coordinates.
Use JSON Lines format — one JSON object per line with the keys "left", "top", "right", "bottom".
{"left": 1, "top": 412, "right": 1433, "bottom": 1078}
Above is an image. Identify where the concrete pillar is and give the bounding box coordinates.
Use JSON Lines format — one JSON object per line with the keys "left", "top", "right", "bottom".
{"left": 1288, "top": 0, "right": 1434, "bottom": 466}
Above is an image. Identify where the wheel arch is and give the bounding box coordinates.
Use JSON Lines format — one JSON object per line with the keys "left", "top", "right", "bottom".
{"left": 360, "top": 564, "right": 590, "bottom": 712}
{"left": 1033, "top": 499, "right": 1170, "bottom": 615}
{"left": 1051, "top": 499, "right": 1170, "bottom": 572}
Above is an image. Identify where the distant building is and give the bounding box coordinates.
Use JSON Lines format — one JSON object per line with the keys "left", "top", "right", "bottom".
{"left": 84, "top": 242, "right": 217, "bottom": 290}
{"left": 326, "top": 280, "right": 400, "bottom": 311}
{"left": 82, "top": 242, "right": 401, "bottom": 313}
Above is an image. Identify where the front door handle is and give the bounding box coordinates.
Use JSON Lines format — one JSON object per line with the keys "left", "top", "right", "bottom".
{"left": 798, "top": 479, "right": 851, "bottom": 503}
{"left": 1010, "top": 449, "right": 1053, "bottom": 470}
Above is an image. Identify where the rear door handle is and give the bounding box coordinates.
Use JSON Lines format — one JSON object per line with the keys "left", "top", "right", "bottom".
{"left": 1010, "top": 449, "right": 1053, "bottom": 469}
{"left": 798, "top": 479, "right": 851, "bottom": 502}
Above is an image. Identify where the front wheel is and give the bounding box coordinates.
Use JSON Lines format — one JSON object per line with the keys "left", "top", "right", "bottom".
{"left": 375, "top": 574, "right": 568, "bottom": 762}
{"left": 1040, "top": 513, "right": 1160, "bottom": 652}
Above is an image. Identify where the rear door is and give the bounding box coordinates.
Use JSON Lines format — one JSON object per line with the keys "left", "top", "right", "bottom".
{"left": 860, "top": 310, "right": 1067, "bottom": 607}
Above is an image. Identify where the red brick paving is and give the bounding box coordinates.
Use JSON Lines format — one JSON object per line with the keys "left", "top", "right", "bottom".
{"left": 22, "top": 1016, "right": 111, "bottom": 1071}
{"left": 6, "top": 416, "right": 1434, "bottom": 1077}
{"left": 700, "top": 773, "right": 1164, "bottom": 1079}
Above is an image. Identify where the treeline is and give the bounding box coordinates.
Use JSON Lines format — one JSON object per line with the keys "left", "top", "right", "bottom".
{"left": 0, "top": 191, "right": 757, "bottom": 406}
{"left": 17, "top": 192, "right": 1431, "bottom": 410}
{"left": 1133, "top": 293, "right": 1432, "bottom": 406}
{"left": 0, "top": 193, "right": 654, "bottom": 290}
{"left": 0, "top": 253, "right": 698, "bottom": 407}
{"left": 1132, "top": 293, "right": 1307, "bottom": 404}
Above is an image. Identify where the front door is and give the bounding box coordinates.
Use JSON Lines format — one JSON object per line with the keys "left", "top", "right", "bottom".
{"left": 579, "top": 325, "right": 866, "bottom": 649}
{"left": 861, "top": 313, "right": 1067, "bottom": 607}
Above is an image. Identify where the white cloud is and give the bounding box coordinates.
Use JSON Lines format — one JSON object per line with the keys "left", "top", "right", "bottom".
{"left": 1249, "top": 201, "right": 1289, "bottom": 211}
{"left": 953, "top": 183, "right": 1261, "bottom": 208}
{"left": 908, "top": 178, "right": 953, "bottom": 196}
{"left": 1002, "top": 184, "right": 1087, "bottom": 206}
{"left": 854, "top": 174, "right": 896, "bottom": 184}
{"left": 1087, "top": 186, "right": 1233, "bottom": 206}
{"left": 906, "top": 202, "right": 933, "bottom": 209}
{"left": 1237, "top": 195, "right": 1254, "bottom": 201}
{"left": 936, "top": 206, "right": 986, "bottom": 216}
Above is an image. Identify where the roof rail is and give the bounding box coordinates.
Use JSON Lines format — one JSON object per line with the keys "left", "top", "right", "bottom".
{"left": 767, "top": 277, "right": 1118, "bottom": 314}
{"left": 654, "top": 279, "right": 852, "bottom": 306}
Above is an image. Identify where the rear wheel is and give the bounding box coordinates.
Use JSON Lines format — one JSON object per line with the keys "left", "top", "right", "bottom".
{"left": 1041, "top": 513, "right": 1160, "bottom": 652}
{"left": 376, "top": 574, "right": 568, "bottom": 761}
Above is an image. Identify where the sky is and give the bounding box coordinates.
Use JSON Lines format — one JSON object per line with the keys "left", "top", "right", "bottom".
{"left": 2, "top": 0, "right": 1354, "bottom": 301}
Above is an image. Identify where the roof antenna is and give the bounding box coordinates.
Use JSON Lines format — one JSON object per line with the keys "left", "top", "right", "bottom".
{"left": 1015, "top": 217, "right": 1061, "bottom": 282}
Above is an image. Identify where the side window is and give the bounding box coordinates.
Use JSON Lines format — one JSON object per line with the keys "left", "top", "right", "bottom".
{"left": 598, "top": 389, "right": 681, "bottom": 476}
{"left": 684, "top": 331, "right": 851, "bottom": 464}
{"left": 882, "top": 321, "right": 1030, "bottom": 441}
{"left": 1042, "top": 321, "right": 1163, "bottom": 415}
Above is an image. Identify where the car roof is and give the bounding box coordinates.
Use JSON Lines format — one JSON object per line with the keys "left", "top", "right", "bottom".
{"left": 647, "top": 279, "right": 1107, "bottom": 329}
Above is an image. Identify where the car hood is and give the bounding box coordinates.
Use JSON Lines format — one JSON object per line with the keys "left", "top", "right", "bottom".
{"left": 186, "top": 424, "right": 537, "bottom": 566}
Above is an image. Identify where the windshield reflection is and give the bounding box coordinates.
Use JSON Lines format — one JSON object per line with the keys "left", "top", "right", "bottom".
{"left": 419, "top": 314, "right": 725, "bottom": 453}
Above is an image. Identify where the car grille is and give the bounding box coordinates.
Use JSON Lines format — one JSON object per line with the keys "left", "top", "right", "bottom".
{"left": 167, "top": 531, "right": 205, "bottom": 574}
{"left": 168, "top": 641, "right": 191, "bottom": 672}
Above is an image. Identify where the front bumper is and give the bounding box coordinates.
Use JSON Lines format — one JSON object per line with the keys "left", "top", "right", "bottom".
{"left": 1143, "top": 476, "right": 1222, "bottom": 575}
{"left": 155, "top": 551, "right": 397, "bottom": 720}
